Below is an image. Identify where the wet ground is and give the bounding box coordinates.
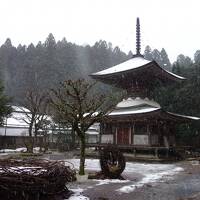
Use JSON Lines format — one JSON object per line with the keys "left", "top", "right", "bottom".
{"left": 1, "top": 151, "right": 200, "bottom": 200}
{"left": 66, "top": 161, "right": 200, "bottom": 200}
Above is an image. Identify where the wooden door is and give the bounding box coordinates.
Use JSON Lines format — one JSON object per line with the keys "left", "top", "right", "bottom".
{"left": 117, "top": 127, "right": 130, "bottom": 145}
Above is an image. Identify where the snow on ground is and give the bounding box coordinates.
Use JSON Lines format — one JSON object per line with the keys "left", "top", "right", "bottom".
{"left": 0, "top": 147, "right": 26, "bottom": 153}
{"left": 0, "top": 166, "right": 46, "bottom": 175}
{"left": 65, "top": 159, "right": 184, "bottom": 195}
{"left": 65, "top": 159, "right": 183, "bottom": 176}
{"left": 95, "top": 179, "right": 130, "bottom": 186}
{"left": 0, "top": 147, "right": 40, "bottom": 154}
{"left": 0, "top": 155, "right": 183, "bottom": 199}
{"left": 67, "top": 188, "right": 89, "bottom": 200}
{"left": 117, "top": 165, "right": 183, "bottom": 193}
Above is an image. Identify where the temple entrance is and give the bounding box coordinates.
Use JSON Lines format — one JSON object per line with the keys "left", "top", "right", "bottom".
{"left": 117, "top": 127, "right": 130, "bottom": 145}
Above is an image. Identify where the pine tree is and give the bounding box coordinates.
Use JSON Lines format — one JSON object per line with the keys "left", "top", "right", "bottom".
{"left": 144, "top": 45, "right": 153, "bottom": 60}
{"left": 160, "top": 48, "right": 171, "bottom": 71}
{"left": 0, "top": 81, "right": 12, "bottom": 125}
{"left": 176, "top": 54, "right": 193, "bottom": 68}
{"left": 194, "top": 50, "right": 200, "bottom": 64}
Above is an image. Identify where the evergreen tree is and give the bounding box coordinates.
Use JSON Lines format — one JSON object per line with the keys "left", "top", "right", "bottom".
{"left": 176, "top": 54, "right": 193, "bottom": 68}
{"left": 0, "top": 38, "right": 17, "bottom": 98}
{"left": 44, "top": 33, "right": 56, "bottom": 57}
{"left": 152, "top": 49, "right": 162, "bottom": 66}
{"left": 194, "top": 50, "right": 200, "bottom": 64}
{"left": 0, "top": 82, "right": 12, "bottom": 125}
{"left": 43, "top": 33, "right": 59, "bottom": 89}
{"left": 127, "top": 51, "right": 133, "bottom": 59}
{"left": 160, "top": 48, "right": 171, "bottom": 71}
{"left": 144, "top": 45, "right": 153, "bottom": 60}
{"left": 144, "top": 46, "right": 171, "bottom": 70}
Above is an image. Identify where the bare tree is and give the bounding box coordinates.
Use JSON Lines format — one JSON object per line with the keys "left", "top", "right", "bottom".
{"left": 15, "top": 90, "right": 48, "bottom": 153}
{"left": 50, "top": 79, "right": 119, "bottom": 175}
{"left": 35, "top": 118, "right": 52, "bottom": 152}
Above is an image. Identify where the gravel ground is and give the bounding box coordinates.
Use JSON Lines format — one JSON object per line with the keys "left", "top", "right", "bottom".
{"left": 1, "top": 151, "right": 200, "bottom": 200}
{"left": 67, "top": 161, "right": 200, "bottom": 200}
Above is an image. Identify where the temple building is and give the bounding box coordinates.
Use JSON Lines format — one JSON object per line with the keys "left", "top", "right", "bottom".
{"left": 90, "top": 18, "right": 199, "bottom": 148}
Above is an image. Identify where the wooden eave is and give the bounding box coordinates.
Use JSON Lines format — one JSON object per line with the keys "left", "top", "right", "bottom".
{"left": 102, "top": 109, "right": 197, "bottom": 124}
{"left": 90, "top": 60, "right": 185, "bottom": 89}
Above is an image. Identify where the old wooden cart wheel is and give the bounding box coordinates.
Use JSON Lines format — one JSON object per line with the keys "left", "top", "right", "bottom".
{"left": 100, "top": 145, "right": 126, "bottom": 179}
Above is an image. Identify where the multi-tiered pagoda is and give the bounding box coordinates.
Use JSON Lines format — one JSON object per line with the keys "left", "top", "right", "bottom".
{"left": 90, "top": 18, "right": 199, "bottom": 148}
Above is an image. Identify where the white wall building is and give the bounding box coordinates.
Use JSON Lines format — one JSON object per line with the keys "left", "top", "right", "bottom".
{"left": 0, "top": 106, "right": 100, "bottom": 148}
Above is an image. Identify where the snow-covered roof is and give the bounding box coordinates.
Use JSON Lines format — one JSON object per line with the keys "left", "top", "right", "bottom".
{"left": 116, "top": 97, "right": 160, "bottom": 108}
{"left": 3, "top": 106, "right": 53, "bottom": 128}
{"left": 83, "top": 112, "right": 99, "bottom": 117}
{"left": 167, "top": 112, "right": 200, "bottom": 120}
{"left": 91, "top": 57, "right": 151, "bottom": 75}
{"left": 163, "top": 69, "right": 185, "bottom": 80}
{"left": 106, "top": 97, "right": 199, "bottom": 121}
{"left": 86, "top": 130, "right": 99, "bottom": 135}
{"left": 107, "top": 97, "right": 161, "bottom": 116}
{"left": 108, "top": 107, "right": 200, "bottom": 122}
{"left": 90, "top": 123, "right": 100, "bottom": 130}
{"left": 12, "top": 106, "right": 30, "bottom": 113}
{"left": 91, "top": 56, "right": 185, "bottom": 83}
{"left": 108, "top": 104, "right": 199, "bottom": 121}
{"left": 3, "top": 106, "right": 31, "bottom": 127}
{"left": 109, "top": 107, "right": 160, "bottom": 116}
{"left": 6, "top": 113, "right": 29, "bottom": 128}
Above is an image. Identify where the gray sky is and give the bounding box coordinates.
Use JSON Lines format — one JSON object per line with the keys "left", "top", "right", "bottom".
{"left": 0, "top": 0, "right": 200, "bottom": 62}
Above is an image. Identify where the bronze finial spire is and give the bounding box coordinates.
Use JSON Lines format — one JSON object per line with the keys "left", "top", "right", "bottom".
{"left": 136, "top": 17, "right": 141, "bottom": 55}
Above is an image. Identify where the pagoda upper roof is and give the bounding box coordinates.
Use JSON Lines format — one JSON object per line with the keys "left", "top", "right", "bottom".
{"left": 92, "top": 56, "right": 150, "bottom": 76}
{"left": 90, "top": 56, "right": 185, "bottom": 89}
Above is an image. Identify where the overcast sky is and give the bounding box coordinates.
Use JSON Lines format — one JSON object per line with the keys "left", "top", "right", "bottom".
{"left": 0, "top": 0, "right": 200, "bottom": 62}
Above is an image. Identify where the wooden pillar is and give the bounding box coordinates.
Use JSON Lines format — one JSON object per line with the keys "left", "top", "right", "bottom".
{"left": 155, "top": 148, "right": 158, "bottom": 158}
{"left": 129, "top": 124, "right": 131, "bottom": 145}
{"left": 132, "top": 123, "right": 135, "bottom": 145}
{"left": 133, "top": 148, "right": 137, "bottom": 157}
{"left": 113, "top": 124, "right": 117, "bottom": 145}
{"left": 166, "top": 148, "right": 169, "bottom": 158}
{"left": 115, "top": 127, "right": 118, "bottom": 144}
{"left": 147, "top": 124, "right": 151, "bottom": 146}
{"left": 158, "top": 121, "right": 163, "bottom": 146}
{"left": 99, "top": 123, "right": 104, "bottom": 144}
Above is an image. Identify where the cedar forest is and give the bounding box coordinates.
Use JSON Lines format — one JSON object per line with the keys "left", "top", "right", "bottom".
{"left": 0, "top": 33, "right": 200, "bottom": 145}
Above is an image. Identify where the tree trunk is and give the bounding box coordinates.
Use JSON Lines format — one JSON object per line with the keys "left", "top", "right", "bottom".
{"left": 44, "top": 132, "right": 49, "bottom": 152}
{"left": 29, "top": 122, "right": 33, "bottom": 137}
{"left": 79, "top": 136, "right": 86, "bottom": 175}
{"left": 71, "top": 129, "right": 76, "bottom": 150}
{"left": 27, "top": 121, "right": 34, "bottom": 153}
{"left": 25, "top": 137, "right": 34, "bottom": 153}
